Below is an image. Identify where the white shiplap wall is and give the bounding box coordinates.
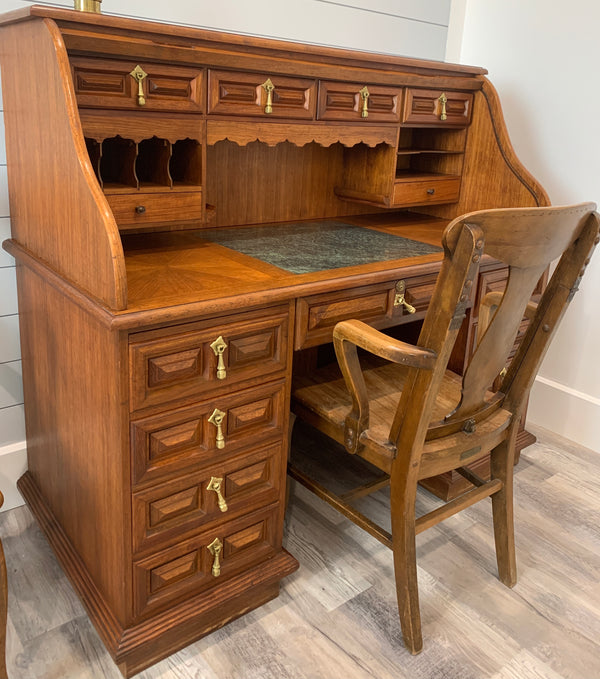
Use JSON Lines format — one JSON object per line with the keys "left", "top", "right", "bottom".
{"left": 0, "top": 0, "right": 451, "bottom": 510}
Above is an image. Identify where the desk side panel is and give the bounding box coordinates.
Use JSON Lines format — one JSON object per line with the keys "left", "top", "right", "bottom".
{"left": 0, "top": 17, "right": 127, "bottom": 310}
{"left": 15, "top": 264, "right": 131, "bottom": 625}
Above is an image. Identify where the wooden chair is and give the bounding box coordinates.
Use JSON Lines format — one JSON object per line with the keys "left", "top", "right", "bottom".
{"left": 289, "top": 203, "right": 599, "bottom": 654}
{"left": 0, "top": 491, "right": 7, "bottom": 679}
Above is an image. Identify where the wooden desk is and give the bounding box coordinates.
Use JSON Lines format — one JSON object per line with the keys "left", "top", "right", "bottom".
{"left": 0, "top": 6, "right": 548, "bottom": 676}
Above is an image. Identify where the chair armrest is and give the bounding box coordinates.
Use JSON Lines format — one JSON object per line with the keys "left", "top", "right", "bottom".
{"left": 332, "top": 320, "right": 437, "bottom": 454}
{"left": 333, "top": 319, "right": 437, "bottom": 369}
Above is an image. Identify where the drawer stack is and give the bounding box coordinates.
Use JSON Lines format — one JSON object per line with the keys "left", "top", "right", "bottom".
{"left": 128, "top": 305, "right": 293, "bottom": 620}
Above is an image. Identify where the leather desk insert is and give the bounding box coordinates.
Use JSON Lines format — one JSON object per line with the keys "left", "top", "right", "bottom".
{"left": 197, "top": 221, "right": 442, "bottom": 274}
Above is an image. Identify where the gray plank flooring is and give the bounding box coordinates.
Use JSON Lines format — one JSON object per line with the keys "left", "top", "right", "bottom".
{"left": 1, "top": 423, "right": 599, "bottom": 678}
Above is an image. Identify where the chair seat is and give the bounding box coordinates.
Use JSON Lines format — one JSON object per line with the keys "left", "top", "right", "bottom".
{"left": 292, "top": 355, "right": 512, "bottom": 476}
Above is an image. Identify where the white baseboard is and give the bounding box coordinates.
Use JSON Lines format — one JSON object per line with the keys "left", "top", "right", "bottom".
{"left": 527, "top": 376, "right": 600, "bottom": 453}
{"left": 0, "top": 440, "right": 27, "bottom": 511}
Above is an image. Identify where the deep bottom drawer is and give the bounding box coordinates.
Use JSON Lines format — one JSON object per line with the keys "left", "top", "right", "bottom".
{"left": 133, "top": 504, "right": 280, "bottom": 617}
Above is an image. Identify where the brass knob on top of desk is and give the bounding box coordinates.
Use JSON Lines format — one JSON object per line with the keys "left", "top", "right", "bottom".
{"left": 135, "top": 205, "right": 146, "bottom": 214}
{"left": 426, "top": 189, "right": 435, "bottom": 195}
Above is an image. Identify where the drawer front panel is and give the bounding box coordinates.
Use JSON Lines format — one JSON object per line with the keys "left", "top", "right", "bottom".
{"left": 402, "top": 88, "right": 473, "bottom": 127}
{"left": 131, "top": 380, "right": 286, "bottom": 486}
{"left": 106, "top": 190, "right": 202, "bottom": 227}
{"left": 391, "top": 176, "right": 460, "bottom": 207}
{"left": 133, "top": 505, "right": 278, "bottom": 616}
{"left": 71, "top": 57, "right": 204, "bottom": 112}
{"left": 317, "top": 81, "right": 402, "bottom": 122}
{"left": 207, "top": 70, "right": 316, "bottom": 119}
{"left": 132, "top": 442, "right": 283, "bottom": 554}
{"left": 129, "top": 307, "right": 289, "bottom": 412}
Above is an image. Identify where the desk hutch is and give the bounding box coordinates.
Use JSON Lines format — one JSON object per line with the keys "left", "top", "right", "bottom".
{"left": 0, "top": 6, "right": 549, "bottom": 676}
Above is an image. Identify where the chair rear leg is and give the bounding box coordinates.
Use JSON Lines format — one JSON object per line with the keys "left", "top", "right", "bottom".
{"left": 490, "top": 437, "right": 517, "bottom": 587}
{"left": 390, "top": 485, "right": 423, "bottom": 654}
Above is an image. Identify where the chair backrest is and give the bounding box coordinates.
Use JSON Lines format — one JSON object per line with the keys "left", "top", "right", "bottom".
{"left": 389, "top": 203, "right": 599, "bottom": 452}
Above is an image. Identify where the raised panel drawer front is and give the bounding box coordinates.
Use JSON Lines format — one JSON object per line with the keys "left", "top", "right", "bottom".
{"left": 71, "top": 57, "right": 204, "bottom": 112}
{"left": 133, "top": 504, "right": 278, "bottom": 617}
{"left": 129, "top": 306, "right": 289, "bottom": 412}
{"left": 207, "top": 69, "right": 316, "bottom": 119}
{"left": 317, "top": 81, "right": 402, "bottom": 122}
{"left": 131, "top": 380, "right": 286, "bottom": 486}
{"left": 105, "top": 191, "right": 202, "bottom": 227}
{"left": 391, "top": 176, "right": 461, "bottom": 207}
{"left": 132, "top": 441, "right": 282, "bottom": 554}
{"left": 402, "top": 88, "right": 473, "bottom": 126}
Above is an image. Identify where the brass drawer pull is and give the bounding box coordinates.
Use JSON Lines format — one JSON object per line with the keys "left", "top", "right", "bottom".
{"left": 394, "top": 280, "right": 416, "bottom": 314}
{"left": 359, "top": 85, "right": 369, "bottom": 118}
{"left": 262, "top": 78, "right": 275, "bottom": 114}
{"left": 426, "top": 189, "right": 435, "bottom": 195}
{"left": 438, "top": 92, "right": 447, "bottom": 121}
{"left": 135, "top": 205, "right": 146, "bottom": 214}
{"left": 208, "top": 408, "right": 226, "bottom": 449}
{"left": 210, "top": 336, "right": 228, "bottom": 379}
{"left": 207, "top": 537, "right": 222, "bottom": 577}
{"left": 129, "top": 65, "right": 148, "bottom": 106}
{"left": 207, "top": 476, "right": 228, "bottom": 512}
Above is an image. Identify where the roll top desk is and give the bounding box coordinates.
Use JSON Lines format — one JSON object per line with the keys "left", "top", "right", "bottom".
{"left": 0, "top": 6, "right": 548, "bottom": 675}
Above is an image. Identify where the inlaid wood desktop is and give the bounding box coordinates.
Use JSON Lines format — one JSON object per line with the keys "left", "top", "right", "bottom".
{"left": 0, "top": 6, "right": 549, "bottom": 676}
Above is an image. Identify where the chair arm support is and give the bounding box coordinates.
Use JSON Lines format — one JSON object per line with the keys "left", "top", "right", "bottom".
{"left": 333, "top": 319, "right": 437, "bottom": 369}
{"left": 332, "top": 320, "right": 437, "bottom": 455}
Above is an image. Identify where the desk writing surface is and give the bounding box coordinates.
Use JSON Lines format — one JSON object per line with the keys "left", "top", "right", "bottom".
{"left": 122, "top": 212, "right": 448, "bottom": 312}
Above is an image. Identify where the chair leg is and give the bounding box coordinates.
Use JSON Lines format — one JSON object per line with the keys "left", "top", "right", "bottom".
{"left": 390, "top": 481, "right": 423, "bottom": 654}
{"left": 490, "top": 437, "right": 517, "bottom": 588}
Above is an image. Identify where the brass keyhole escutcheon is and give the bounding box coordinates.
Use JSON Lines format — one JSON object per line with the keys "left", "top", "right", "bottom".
{"left": 207, "top": 537, "right": 223, "bottom": 577}
{"left": 129, "top": 65, "right": 148, "bottom": 106}
{"left": 210, "top": 336, "right": 228, "bottom": 380}
{"left": 208, "top": 408, "right": 226, "bottom": 449}
{"left": 359, "top": 85, "right": 370, "bottom": 118}
{"left": 207, "top": 476, "right": 228, "bottom": 512}
{"left": 261, "top": 78, "right": 275, "bottom": 114}
{"left": 394, "top": 280, "right": 416, "bottom": 314}
{"left": 438, "top": 92, "right": 448, "bottom": 121}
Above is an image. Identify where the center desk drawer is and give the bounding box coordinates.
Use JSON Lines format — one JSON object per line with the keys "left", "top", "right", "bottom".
{"left": 132, "top": 441, "right": 282, "bottom": 554}
{"left": 130, "top": 307, "right": 289, "bottom": 412}
{"left": 133, "top": 504, "right": 279, "bottom": 617}
{"left": 295, "top": 277, "right": 437, "bottom": 350}
{"left": 131, "top": 380, "right": 286, "bottom": 486}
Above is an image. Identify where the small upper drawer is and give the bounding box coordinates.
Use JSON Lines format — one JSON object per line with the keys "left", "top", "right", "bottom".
{"left": 402, "top": 89, "right": 473, "bottom": 127}
{"left": 71, "top": 57, "right": 204, "bottom": 112}
{"left": 207, "top": 70, "right": 316, "bottom": 119}
{"left": 106, "top": 190, "right": 202, "bottom": 228}
{"left": 132, "top": 441, "right": 283, "bottom": 554}
{"left": 391, "top": 176, "right": 461, "bottom": 207}
{"left": 317, "top": 81, "right": 402, "bottom": 123}
{"left": 129, "top": 306, "right": 289, "bottom": 412}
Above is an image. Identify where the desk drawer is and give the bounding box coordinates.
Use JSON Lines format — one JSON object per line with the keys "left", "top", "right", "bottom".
{"left": 71, "top": 57, "right": 204, "bottom": 112}
{"left": 208, "top": 69, "right": 316, "bottom": 119}
{"left": 391, "top": 176, "right": 460, "bottom": 207}
{"left": 106, "top": 190, "right": 202, "bottom": 227}
{"left": 317, "top": 81, "right": 402, "bottom": 122}
{"left": 132, "top": 442, "right": 282, "bottom": 554}
{"left": 295, "top": 277, "right": 436, "bottom": 350}
{"left": 129, "top": 307, "right": 289, "bottom": 412}
{"left": 402, "top": 88, "right": 473, "bottom": 127}
{"left": 133, "top": 504, "right": 278, "bottom": 617}
{"left": 131, "top": 380, "right": 286, "bottom": 486}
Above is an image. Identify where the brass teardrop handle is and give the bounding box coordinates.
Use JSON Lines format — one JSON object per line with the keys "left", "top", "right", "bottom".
{"left": 261, "top": 78, "right": 275, "bottom": 114}
{"left": 207, "top": 537, "right": 222, "bottom": 577}
{"left": 206, "top": 476, "right": 228, "bottom": 512}
{"left": 210, "top": 336, "right": 228, "bottom": 380}
{"left": 359, "top": 85, "right": 370, "bottom": 118}
{"left": 129, "top": 65, "right": 148, "bottom": 106}
{"left": 208, "top": 408, "right": 226, "bottom": 449}
{"left": 394, "top": 280, "right": 416, "bottom": 314}
{"left": 438, "top": 92, "right": 448, "bottom": 121}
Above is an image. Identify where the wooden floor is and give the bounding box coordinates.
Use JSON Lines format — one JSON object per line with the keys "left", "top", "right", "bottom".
{"left": 1, "top": 423, "right": 599, "bottom": 679}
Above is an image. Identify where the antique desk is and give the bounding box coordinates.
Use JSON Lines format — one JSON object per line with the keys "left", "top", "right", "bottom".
{"left": 0, "top": 6, "right": 548, "bottom": 676}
